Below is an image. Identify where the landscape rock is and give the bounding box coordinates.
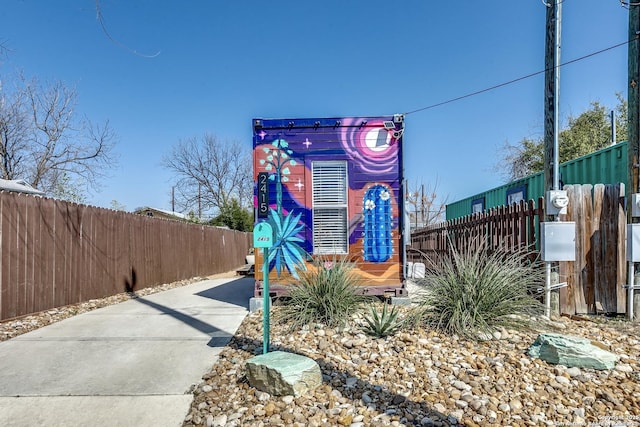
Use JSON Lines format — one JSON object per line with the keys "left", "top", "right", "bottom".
{"left": 245, "top": 350, "right": 322, "bottom": 397}
{"left": 527, "top": 333, "right": 619, "bottom": 370}
{"left": 179, "top": 310, "right": 637, "bottom": 426}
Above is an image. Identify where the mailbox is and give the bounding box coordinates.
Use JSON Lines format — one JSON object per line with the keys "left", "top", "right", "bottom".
{"left": 253, "top": 222, "right": 274, "bottom": 248}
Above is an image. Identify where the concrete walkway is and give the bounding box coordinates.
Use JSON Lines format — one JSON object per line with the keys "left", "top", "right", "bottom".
{"left": 0, "top": 276, "right": 253, "bottom": 427}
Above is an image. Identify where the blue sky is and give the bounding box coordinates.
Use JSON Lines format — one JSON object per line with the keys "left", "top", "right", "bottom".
{"left": 1, "top": 0, "right": 630, "bottom": 212}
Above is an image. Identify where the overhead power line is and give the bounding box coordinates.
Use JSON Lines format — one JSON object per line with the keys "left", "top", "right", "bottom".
{"left": 94, "top": 0, "right": 161, "bottom": 58}
{"left": 404, "top": 38, "right": 634, "bottom": 116}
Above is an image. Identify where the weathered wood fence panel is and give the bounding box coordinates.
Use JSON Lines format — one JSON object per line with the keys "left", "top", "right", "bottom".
{"left": 559, "top": 184, "right": 626, "bottom": 315}
{"left": 0, "top": 191, "right": 252, "bottom": 321}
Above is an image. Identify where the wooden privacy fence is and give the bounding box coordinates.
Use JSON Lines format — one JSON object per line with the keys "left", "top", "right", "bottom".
{"left": 409, "top": 184, "right": 627, "bottom": 315}
{"left": 0, "top": 191, "right": 252, "bottom": 321}
{"left": 409, "top": 198, "right": 544, "bottom": 265}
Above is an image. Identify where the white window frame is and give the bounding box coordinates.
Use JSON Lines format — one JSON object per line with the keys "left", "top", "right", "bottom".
{"left": 312, "top": 161, "right": 349, "bottom": 255}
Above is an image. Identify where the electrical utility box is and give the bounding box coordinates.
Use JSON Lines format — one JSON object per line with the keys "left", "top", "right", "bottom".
{"left": 631, "top": 193, "right": 640, "bottom": 218}
{"left": 540, "top": 222, "right": 576, "bottom": 262}
{"left": 545, "top": 190, "right": 569, "bottom": 216}
{"left": 628, "top": 224, "right": 640, "bottom": 262}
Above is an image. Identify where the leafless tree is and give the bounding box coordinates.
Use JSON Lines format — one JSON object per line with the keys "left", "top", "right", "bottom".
{"left": 163, "top": 134, "right": 253, "bottom": 218}
{"left": 405, "top": 179, "right": 448, "bottom": 229}
{"left": 0, "top": 75, "right": 118, "bottom": 199}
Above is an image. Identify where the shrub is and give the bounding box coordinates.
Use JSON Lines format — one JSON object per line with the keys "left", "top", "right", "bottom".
{"left": 275, "top": 257, "right": 370, "bottom": 331}
{"left": 361, "top": 303, "right": 403, "bottom": 338}
{"left": 409, "top": 243, "right": 544, "bottom": 339}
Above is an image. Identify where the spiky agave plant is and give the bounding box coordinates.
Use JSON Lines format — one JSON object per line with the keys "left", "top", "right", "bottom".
{"left": 362, "top": 303, "right": 403, "bottom": 338}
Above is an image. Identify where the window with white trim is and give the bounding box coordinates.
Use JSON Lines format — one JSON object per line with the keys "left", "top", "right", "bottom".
{"left": 312, "top": 161, "right": 348, "bottom": 254}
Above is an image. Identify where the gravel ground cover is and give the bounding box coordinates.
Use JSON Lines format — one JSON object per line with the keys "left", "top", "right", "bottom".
{"left": 185, "top": 309, "right": 639, "bottom": 427}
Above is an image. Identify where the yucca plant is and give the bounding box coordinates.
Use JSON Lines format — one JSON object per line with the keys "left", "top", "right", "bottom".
{"left": 362, "top": 303, "right": 403, "bottom": 338}
{"left": 275, "top": 256, "right": 371, "bottom": 331}
{"left": 409, "top": 241, "right": 544, "bottom": 340}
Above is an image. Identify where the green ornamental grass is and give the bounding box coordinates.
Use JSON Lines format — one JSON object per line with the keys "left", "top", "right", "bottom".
{"left": 410, "top": 243, "right": 544, "bottom": 339}
{"left": 275, "top": 257, "right": 370, "bottom": 331}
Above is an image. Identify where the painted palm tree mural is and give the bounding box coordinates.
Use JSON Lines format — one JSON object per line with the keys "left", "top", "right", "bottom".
{"left": 257, "top": 139, "right": 307, "bottom": 279}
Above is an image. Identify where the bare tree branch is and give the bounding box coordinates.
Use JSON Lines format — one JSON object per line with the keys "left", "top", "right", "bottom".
{"left": 0, "top": 81, "right": 29, "bottom": 179}
{"left": 0, "top": 74, "right": 118, "bottom": 199}
{"left": 0, "top": 39, "right": 11, "bottom": 58}
{"left": 163, "top": 134, "right": 252, "bottom": 218}
{"left": 405, "top": 179, "right": 448, "bottom": 228}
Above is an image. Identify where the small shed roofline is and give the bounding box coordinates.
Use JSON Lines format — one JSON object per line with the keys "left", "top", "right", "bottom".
{"left": 0, "top": 179, "right": 46, "bottom": 196}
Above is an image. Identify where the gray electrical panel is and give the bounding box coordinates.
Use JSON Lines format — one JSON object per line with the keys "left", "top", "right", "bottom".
{"left": 632, "top": 194, "right": 640, "bottom": 218}
{"left": 628, "top": 224, "right": 640, "bottom": 262}
{"left": 541, "top": 222, "right": 576, "bottom": 261}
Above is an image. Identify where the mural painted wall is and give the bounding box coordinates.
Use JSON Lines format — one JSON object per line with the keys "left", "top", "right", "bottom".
{"left": 253, "top": 116, "right": 405, "bottom": 295}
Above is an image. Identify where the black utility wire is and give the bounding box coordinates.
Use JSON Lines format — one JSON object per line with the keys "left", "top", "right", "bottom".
{"left": 404, "top": 38, "right": 633, "bottom": 116}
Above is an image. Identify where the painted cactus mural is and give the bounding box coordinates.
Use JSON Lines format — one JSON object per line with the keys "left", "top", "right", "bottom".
{"left": 363, "top": 184, "right": 393, "bottom": 262}
{"left": 253, "top": 116, "right": 404, "bottom": 293}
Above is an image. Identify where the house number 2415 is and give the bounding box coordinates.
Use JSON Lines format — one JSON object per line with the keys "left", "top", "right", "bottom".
{"left": 258, "top": 172, "right": 269, "bottom": 218}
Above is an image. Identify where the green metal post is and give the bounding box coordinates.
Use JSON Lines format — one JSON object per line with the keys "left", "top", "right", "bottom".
{"left": 262, "top": 248, "right": 270, "bottom": 354}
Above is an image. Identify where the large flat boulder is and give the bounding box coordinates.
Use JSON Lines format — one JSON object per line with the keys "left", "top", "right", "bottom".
{"left": 245, "top": 351, "right": 322, "bottom": 397}
{"left": 528, "top": 333, "right": 619, "bottom": 370}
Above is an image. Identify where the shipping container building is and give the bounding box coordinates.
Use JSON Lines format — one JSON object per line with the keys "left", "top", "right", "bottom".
{"left": 446, "top": 141, "right": 627, "bottom": 220}
{"left": 252, "top": 116, "right": 408, "bottom": 298}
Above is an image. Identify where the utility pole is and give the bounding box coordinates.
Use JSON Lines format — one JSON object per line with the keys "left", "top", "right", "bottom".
{"left": 629, "top": 4, "right": 640, "bottom": 205}
{"left": 611, "top": 110, "right": 616, "bottom": 146}
{"left": 544, "top": 0, "right": 562, "bottom": 212}
{"left": 420, "top": 184, "right": 425, "bottom": 227}
{"left": 627, "top": 3, "right": 640, "bottom": 321}
{"left": 542, "top": 0, "right": 567, "bottom": 319}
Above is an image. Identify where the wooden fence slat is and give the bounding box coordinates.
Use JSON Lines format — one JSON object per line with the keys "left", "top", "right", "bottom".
{"left": 593, "top": 184, "right": 605, "bottom": 312}
{"left": 583, "top": 184, "right": 595, "bottom": 314}
{"left": 616, "top": 183, "right": 627, "bottom": 314}
{"left": 600, "top": 184, "right": 621, "bottom": 313}
{"left": 571, "top": 185, "right": 588, "bottom": 313}
{"left": 600, "top": 184, "right": 612, "bottom": 311}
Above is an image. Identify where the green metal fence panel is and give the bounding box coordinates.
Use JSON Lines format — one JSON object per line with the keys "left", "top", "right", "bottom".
{"left": 446, "top": 141, "right": 628, "bottom": 220}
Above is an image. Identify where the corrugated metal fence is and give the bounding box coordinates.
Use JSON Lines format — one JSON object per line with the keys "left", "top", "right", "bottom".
{"left": 0, "top": 191, "right": 252, "bottom": 321}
